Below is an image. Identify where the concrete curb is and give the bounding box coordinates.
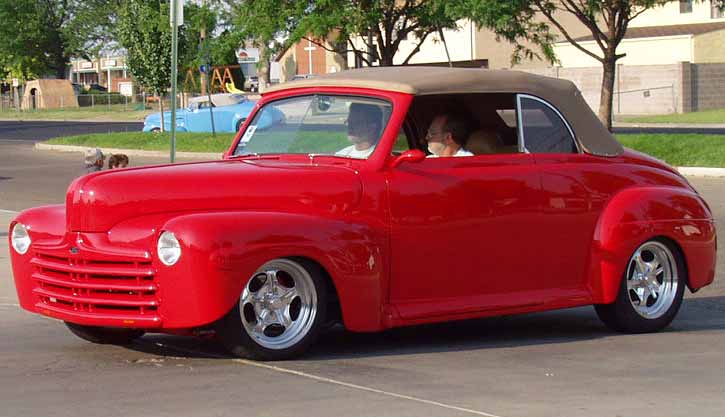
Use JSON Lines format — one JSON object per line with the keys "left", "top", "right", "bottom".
{"left": 615, "top": 122, "right": 725, "bottom": 129}
{"left": 34, "top": 143, "right": 221, "bottom": 160}
{"left": 677, "top": 167, "right": 725, "bottom": 178}
{"left": 34, "top": 143, "right": 725, "bottom": 177}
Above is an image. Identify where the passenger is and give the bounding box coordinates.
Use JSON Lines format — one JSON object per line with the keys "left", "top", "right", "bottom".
{"left": 108, "top": 154, "right": 129, "bottom": 169}
{"left": 425, "top": 113, "right": 474, "bottom": 157}
{"left": 336, "top": 103, "right": 383, "bottom": 159}
{"left": 84, "top": 148, "right": 105, "bottom": 173}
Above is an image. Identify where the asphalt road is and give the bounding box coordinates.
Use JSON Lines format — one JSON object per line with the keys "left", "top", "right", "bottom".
{"left": 0, "top": 120, "right": 142, "bottom": 142}
{"left": 1, "top": 141, "right": 724, "bottom": 417}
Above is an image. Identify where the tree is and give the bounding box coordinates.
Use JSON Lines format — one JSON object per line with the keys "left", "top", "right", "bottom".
{"left": 225, "top": 0, "right": 306, "bottom": 91}
{"left": 180, "top": 2, "right": 241, "bottom": 94}
{"left": 463, "top": 0, "right": 676, "bottom": 131}
{"left": 227, "top": 0, "right": 462, "bottom": 88}
{"left": 0, "top": 0, "right": 114, "bottom": 79}
{"left": 117, "top": 0, "right": 175, "bottom": 131}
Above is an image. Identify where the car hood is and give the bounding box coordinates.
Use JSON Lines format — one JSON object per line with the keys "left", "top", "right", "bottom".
{"left": 66, "top": 159, "right": 363, "bottom": 232}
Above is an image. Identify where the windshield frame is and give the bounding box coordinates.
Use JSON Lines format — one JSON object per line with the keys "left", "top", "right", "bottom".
{"left": 229, "top": 89, "right": 400, "bottom": 163}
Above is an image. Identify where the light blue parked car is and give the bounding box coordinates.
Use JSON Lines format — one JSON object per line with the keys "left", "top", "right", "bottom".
{"left": 143, "top": 93, "right": 282, "bottom": 133}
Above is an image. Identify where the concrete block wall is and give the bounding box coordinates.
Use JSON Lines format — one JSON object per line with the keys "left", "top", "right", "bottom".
{"left": 692, "top": 63, "right": 725, "bottom": 111}
{"left": 523, "top": 62, "right": 725, "bottom": 115}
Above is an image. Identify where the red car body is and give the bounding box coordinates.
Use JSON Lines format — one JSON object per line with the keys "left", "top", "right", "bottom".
{"left": 8, "top": 69, "right": 717, "bottom": 345}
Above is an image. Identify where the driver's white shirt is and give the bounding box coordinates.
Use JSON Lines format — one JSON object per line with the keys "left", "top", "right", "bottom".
{"left": 335, "top": 145, "right": 375, "bottom": 159}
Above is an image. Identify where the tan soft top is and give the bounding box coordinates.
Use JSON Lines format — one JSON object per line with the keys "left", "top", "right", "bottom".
{"left": 266, "top": 67, "right": 623, "bottom": 157}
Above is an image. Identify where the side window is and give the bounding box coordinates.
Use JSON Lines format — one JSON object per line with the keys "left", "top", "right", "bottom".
{"left": 519, "top": 96, "right": 577, "bottom": 154}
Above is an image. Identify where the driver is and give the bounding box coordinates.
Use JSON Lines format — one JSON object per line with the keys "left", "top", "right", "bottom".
{"left": 336, "top": 103, "right": 383, "bottom": 158}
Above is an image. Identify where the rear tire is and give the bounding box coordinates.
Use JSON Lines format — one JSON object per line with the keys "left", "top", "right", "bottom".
{"left": 65, "top": 322, "right": 145, "bottom": 345}
{"left": 595, "top": 239, "right": 686, "bottom": 333}
{"left": 215, "top": 258, "right": 328, "bottom": 361}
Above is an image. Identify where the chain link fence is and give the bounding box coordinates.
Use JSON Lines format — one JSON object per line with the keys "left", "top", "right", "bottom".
{"left": 0, "top": 93, "right": 175, "bottom": 113}
{"left": 0, "top": 92, "right": 260, "bottom": 115}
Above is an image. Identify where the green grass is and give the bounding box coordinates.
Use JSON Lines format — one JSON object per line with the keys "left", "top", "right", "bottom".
{"left": 45, "top": 132, "right": 725, "bottom": 167}
{"left": 47, "top": 129, "right": 407, "bottom": 155}
{"left": 618, "top": 108, "right": 725, "bottom": 124}
{"left": 0, "top": 105, "right": 153, "bottom": 122}
{"left": 617, "top": 134, "right": 725, "bottom": 168}
{"left": 46, "top": 132, "right": 236, "bottom": 153}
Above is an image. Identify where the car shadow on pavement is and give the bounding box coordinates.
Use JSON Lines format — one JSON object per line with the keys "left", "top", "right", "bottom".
{"left": 124, "top": 296, "right": 725, "bottom": 361}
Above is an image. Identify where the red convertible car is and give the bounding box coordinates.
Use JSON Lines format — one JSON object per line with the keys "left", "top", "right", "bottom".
{"left": 9, "top": 67, "right": 717, "bottom": 360}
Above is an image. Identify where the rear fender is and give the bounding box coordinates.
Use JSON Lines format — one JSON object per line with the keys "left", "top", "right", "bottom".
{"left": 157, "top": 211, "right": 388, "bottom": 331}
{"left": 588, "top": 186, "right": 716, "bottom": 304}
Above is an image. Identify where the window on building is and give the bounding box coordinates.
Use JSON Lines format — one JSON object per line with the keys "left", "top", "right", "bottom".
{"left": 680, "top": 0, "right": 693, "bottom": 13}
{"left": 713, "top": 2, "right": 724, "bottom": 19}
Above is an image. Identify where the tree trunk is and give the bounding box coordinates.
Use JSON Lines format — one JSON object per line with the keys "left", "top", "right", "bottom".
{"left": 200, "top": 25, "right": 207, "bottom": 96}
{"left": 379, "top": 51, "right": 394, "bottom": 67}
{"left": 599, "top": 56, "right": 617, "bottom": 132}
{"left": 159, "top": 93, "right": 165, "bottom": 133}
{"left": 257, "top": 43, "right": 270, "bottom": 93}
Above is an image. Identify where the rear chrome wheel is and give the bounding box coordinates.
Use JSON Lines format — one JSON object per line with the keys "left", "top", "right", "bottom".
{"left": 215, "top": 258, "right": 327, "bottom": 360}
{"left": 625, "top": 241, "right": 679, "bottom": 319}
{"left": 595, "top": 239, "right": 686, "bottom": 333}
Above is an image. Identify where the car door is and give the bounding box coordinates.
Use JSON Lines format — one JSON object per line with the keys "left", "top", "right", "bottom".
{"left": 519, "top": 94, "right": 608, "bottom": 293}
{"left": 386, "top": 144, "right": 544, "bottom": 320}
{"left": 186, "top": 100, "right": 216, "bottom": 132}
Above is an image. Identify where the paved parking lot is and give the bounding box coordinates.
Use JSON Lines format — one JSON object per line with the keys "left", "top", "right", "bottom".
{"left": 1, "top": 139, "right": 724, "bottom": 417}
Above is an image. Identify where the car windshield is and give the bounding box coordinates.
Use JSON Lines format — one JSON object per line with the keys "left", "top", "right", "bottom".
{"left": 232, "top": 95, "right": 392, "bottom": 159}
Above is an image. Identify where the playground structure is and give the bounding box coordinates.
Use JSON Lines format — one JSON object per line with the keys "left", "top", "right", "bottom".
{"left": 21, "top": 79, "right": 79, "bottom": 110}
{"left": 183, "top": 65, "right": 246, "bottom": 95}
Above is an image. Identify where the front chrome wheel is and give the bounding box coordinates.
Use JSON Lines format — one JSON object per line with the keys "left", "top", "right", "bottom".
{"left": 240, "top": 259, "right": 318, "bottom": 350}
{"left": 625, "top": 241, "right": 679, "bottom": 319}
{"left": 215, "top": 258, "right": 328, "bottom": 360}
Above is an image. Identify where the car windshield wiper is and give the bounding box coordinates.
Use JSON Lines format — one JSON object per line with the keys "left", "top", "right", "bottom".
{"left": 228, "top": 153, "right": 282, "bottom": 160}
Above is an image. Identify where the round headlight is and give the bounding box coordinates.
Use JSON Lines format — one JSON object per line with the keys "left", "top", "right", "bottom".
{"left": 157, "top": 231, "right": 181, "bottom": 266}
{"left": 11, "top": 223, "right": 31, "bottom": 255}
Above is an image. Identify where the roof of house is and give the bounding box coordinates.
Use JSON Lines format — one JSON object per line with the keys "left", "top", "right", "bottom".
{"left": 264, "top": 66, "right": 623, "bottom": 157}
{"left": 569, "top": 21, "right": 725, "bottom": 43}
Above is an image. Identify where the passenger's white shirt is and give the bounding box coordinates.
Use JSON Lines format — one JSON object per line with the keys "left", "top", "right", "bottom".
{"left": 428, "top": 148, "right": 474, "bottom": 158}
{"left": 335, "top": 145, "right": 375, "bottom": 159}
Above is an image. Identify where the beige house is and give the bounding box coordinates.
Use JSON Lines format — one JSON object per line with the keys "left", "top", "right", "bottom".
{"left": 69, "top": 56, "right": 132, "bottom": 93}
{"left": 554, "top": 1, "right": 725, "bottom": 67}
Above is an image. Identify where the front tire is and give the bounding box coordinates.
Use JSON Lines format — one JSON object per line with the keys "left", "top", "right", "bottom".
{"left": 65, "top": 322, "right": 145, "bottom": 345}
{"left": 215, "top": 258, "right": 328, "bottom": 360}
{"left": 595, "top": 239, "right": 686, "bottom": 333}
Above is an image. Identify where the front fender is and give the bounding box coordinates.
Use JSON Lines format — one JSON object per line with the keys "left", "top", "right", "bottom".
{"left": 587, "top": 186, "right": 716, "bottom": 304}
{"left": 156, "top": 211, "right": 388, "bottom": 331}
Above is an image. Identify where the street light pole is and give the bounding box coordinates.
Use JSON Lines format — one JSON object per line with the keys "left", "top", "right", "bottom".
{"left": 170, "top": 0, "right": 182, "bottom": 163}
